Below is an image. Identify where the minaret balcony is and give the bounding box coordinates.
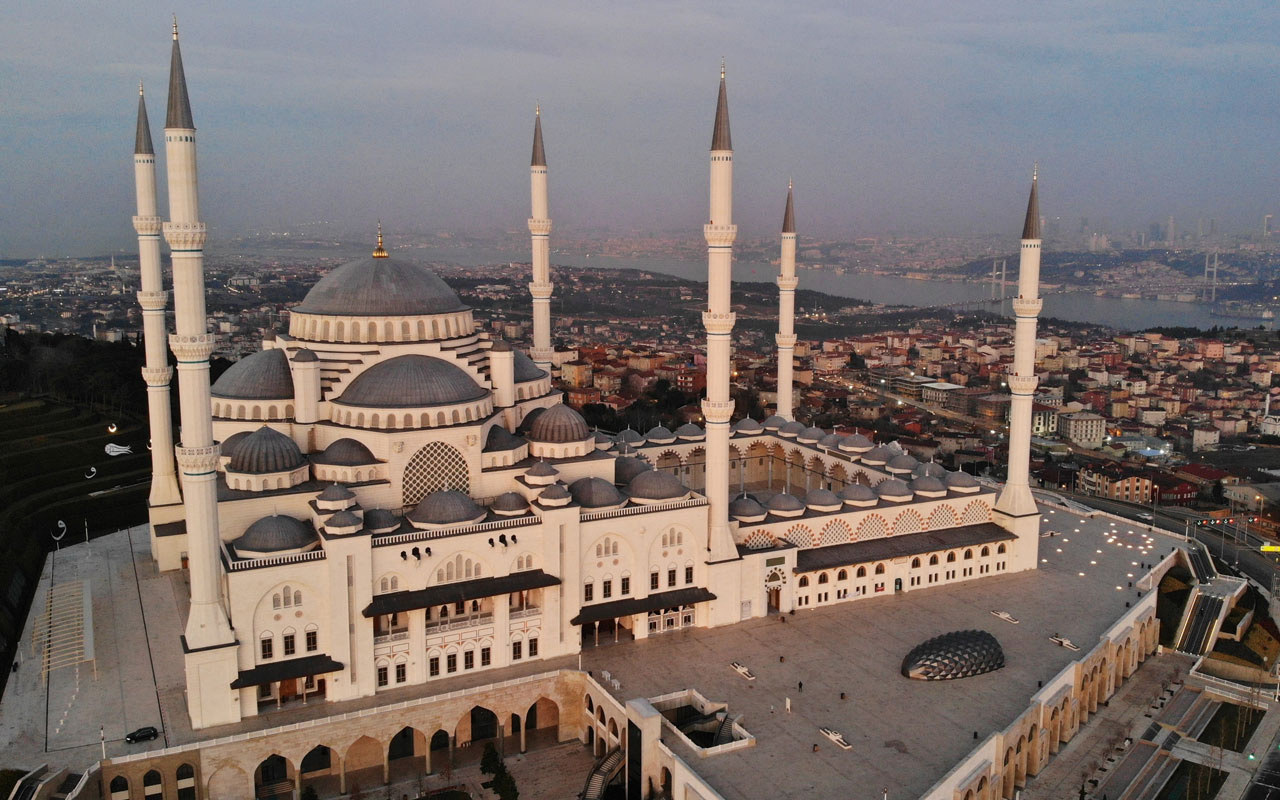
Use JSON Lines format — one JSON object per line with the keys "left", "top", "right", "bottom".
{"left": 528, "top": 281, "right": 554, "bottom": 299}
{"left": 175, "top": 444, "right": 221, "bottom": 473}
{"left": 703, "top": 224, "right": 737, "bottom": 246}
{"left": 1007, "top": 375, "right": 1040, "bottom": 395}
{"left": 137, "top": 290, "right": 169, "bottom": 311}
{"left": 163, "top": 221, "right": 207, "bottom": 250}
{"left": 141, "top": 366, "right": 174, "bottom": 387}
{"left": 169, "top": 333, "right": 216, "bottom": 362}
{"left": 702, "top": 311, "right": 736, "bottom": 333}
{"left": 775, "top": 333, "right": 797, "bottom": 348}
{"left": 1011, "top": 297, "right": 1042, "bottom": 317}
{"left": 132, "top": 215, "right": 163, "bottom": 235}
{"left": 777, "top": 276, "right": 798, "bottom": 290}
{"left": 701, "top": 398, "right": 736, "bottom": 423}
{"left": 527, "top": 218, "right": 552, "bottom": 235}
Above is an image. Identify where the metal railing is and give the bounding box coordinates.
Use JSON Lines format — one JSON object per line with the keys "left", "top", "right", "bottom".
{"left": 373, "top": 515, "right": 539, "bottom": 547}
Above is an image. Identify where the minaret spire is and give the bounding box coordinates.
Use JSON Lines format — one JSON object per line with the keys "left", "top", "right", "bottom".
{"left": 711, "top": 62, "right": 732, "bottom": 152}
{"left": 1021, "top": 163, "right": 1040, "bottom": 239}
{"left": 166, "top": 16, "right": 194, "bottom": 129}
{"left": 777, "top": 182, "right": 798, "bottom": 418}
{"left": 528, "top": 106, "right": 554, "bottom": 373}
{"left": 135, "top": 81, "right": 154, "bottom": 156}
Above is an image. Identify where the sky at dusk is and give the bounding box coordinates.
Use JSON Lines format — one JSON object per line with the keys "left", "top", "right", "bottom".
{"left": 2, "top": 1, "right": 1278, "bottom": 257}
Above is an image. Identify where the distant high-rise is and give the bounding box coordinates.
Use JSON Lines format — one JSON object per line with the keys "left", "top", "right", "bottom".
{"left": 1166, "top": 215, "right": 1176, "bottom": 244}
{"left": 1265, "top": 214, "right": 1274, "bottom": 239}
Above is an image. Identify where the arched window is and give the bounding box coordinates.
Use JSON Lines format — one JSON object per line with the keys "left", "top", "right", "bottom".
{"left": 963, "top": 549, "right": 973, "bottom": 560}
{"left": 381, "top": 578, "right": 389, "bottom": 592}
{"left": 798, "top": 576, "right": 810, "bottom": 588}
{"left": 282, "top": 586, "right": 292, "bottom": 607}
{"left": 911, "top": 557, "right": 921, "bottom": 569}
{"left": 980, "top": 546, "right": 990, "bottom": 557}
{"left": 929, "top": 554, "right": 939, "bottom": 566}
{"left": 109, "top": 776, "right": 128, "bottom": 794}
{"left": 837, "top": 569, "right": 847, "bottom": 581}
{"left": 818, "top": 573, "right": 829, "bottom": 585}
{"left": 272, "top": 593, "right": 281, "bottom": 609}
{"left": 946, "top": 552, "right": 956, "bottom": 563}
{"left": 874, "top": 563, "right": 885, "bottom": 575}
{"left": 143, "top": 769, "right": 162, "bottom": 796}
{"left": 596, "top": 543, "right": 603, "bottom": 557}
{"left": 856, "top": 566, "right": 866, "bottom": 578}
{"left": 997, "top": 543, "right": 1007, "bottom": 554}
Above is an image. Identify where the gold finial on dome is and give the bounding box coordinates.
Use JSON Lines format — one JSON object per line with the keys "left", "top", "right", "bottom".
{"left": 372, "top": 221, "right": 388, "bottom": 258}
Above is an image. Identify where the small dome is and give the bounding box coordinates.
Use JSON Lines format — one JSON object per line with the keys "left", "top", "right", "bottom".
{"left": 220, "top": 430, "right": 252, "bottom": 458}
{"left": 212, "top": 348, "right": 294, "bottom": 400}
{"left": 839, "top": 484, "right": 878, "bottom": 504}
{"left": 526, "top": 461, "right": 559, "bottom": 478}
{"left": 484, "top": 426, "right": 526, "bottom": 452}
{"left": 337, "top": 355, "right": 487, "bottom": 409}
{"left": 294, "top": 256, "right": 467, "bottom": 318}
{"left": 644, "top": 425, "right": 676, "bottom": 444}
{"left": 733, "top": 417, "right": 763, "bottom": 434}
{"left": 318, "top": 483, "right": 355, "bottom": 501}
{"left": 730, "top": 495, "right": 767, "bottom": 520}
{"left": 529, "top": 405, "right": 591, "bottom": 443}
{"left": 910, "top": 476, "right": 947, "bottom": 495}
{"left": 570, "top": 477, "right": 625, "bottom": 508}
{"left": 804, "top": 489, "right": 842, "bottom": 511}
{"left": 613, "top": 441, "right": 639, "bottom": 457}
{"left": 761, "top": 415, "right": 787, "bottom": 431}
{"left": 862, "top": 445, "right": 896, "bottom": 465}
{"left": 228, "top": 426, "right": 305, "bottom": 474}
{"left": 315, "top": 438, "right": 377, "bottom": 466}
{"left": 875, "top": 479, "right": 913, "bottom": 499}
{"left": 913, "top": 462, "right": 947, "bottom": 479}
{"left": 363, "top": 508, "right": 402, "bottom": 533}
{"left": 537, "top": 483, "right": 572, "bottom": 506}
{"left": 513, "top": 350, "right": 548, "bottom": 383}
{"left": 887, "top": 454, "right": 920, "bottom": 474}
{"left": 489, "top": 338, "right": 512, "bottom": 352}
{"left": 675, "top": 423, "right": 704, "bottom": 440}
{"left": 491, "top": 492, "right": 531, "bottom": 514}
{"left": 325, "top": 509, "right": 363, "bottom": 531}
{"left": 291, "top": 348, "right": 319, "bottom": 363}
{"left": 799, "top": 426, "right": 826, "bottom": 443}
{"left": 615, "top": 428, "right": 644, "bottom": 445}
{"left": 818, "top": 433, "right": 841, "bottom": 449}
{"left": 839, "top": 434, "right": 873, "bottom": 452}
{"left": 945, "top": 471, "right": 980, "bottom": 489}
{"left": 767, "top": 493, "right": 805, "bottom": 514}
{"left": 593, "top": 430, "right": 615, "bottom": 445}
{"left": 233, "top": 515, "right": 315, "bottom": 555}
{"left": 614, "top": 456, "right": 653, "bottom": 485}
{"left": 778, "top": 420, "right": 806, "bottom": 438}
{"left": 628, "top": 470, "right": 687, "bottom": 501}
{"left": 408, "top": 490, "right": 486, "bottom": 526}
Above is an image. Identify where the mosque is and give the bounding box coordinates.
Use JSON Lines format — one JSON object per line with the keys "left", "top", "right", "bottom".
{"left": 131, "top": 23, "right": 1047, "bottom": 734}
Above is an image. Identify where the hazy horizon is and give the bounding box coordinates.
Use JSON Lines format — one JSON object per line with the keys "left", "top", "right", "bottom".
{"left": 3, "top": 1, "right": 1278, "bottom": 258}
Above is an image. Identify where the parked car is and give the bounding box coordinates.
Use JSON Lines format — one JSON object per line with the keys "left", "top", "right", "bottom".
{"left": 1136, "top": 512, "right": 1154, "bottom": 522}
{"left": 124, "top": 726, "right": 159, "bottom": 744}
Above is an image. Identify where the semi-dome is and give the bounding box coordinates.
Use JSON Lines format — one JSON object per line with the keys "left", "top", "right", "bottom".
{"left": 233, "top": 515, "right": 315, "bottom": 555}
{"left": 219, "top": 430, "right": 251, "bottom": 458}
{"left": 484, "top": 426, "right": 526, "bottom": 452}
{"left": 761, "top": 415, "right": 787, "bottom": 431}
{"left": 228, "top": 426, "right": 305, "bottom": 474}
{"left": 804, "top": 489, "right": 842, "bottom": 512}
{"left": 839, "top": 484, "right": 878, "bottom": 505}
{"left": 512, "top": 350, "right": 548, "bottom": 383}
{"left": 767, "top": 493, "right": 805, "bottom": 516}
{"left": 913, "top": 462, "right": 947, "bottom": 479}
{"left": 363, "top": 508, "right": 402, "bottom": 533}
{"left": 910, "top": 476, "right": 947, "bottom": 496}
{"left": 408, "top": 490, "right": 486, "bottom": 526}
{"left": 529, "top": 404, "right": 591, "bottom": 443}
{"left": 887, "top": 454, "right": 920, "bottom": 474}
{"left": 778, "top": 420, "right": 806, "bottom": 438}
{"left": 644, "top": 425, "right": 676, "bottom": 444}
{"left": 570, "top": 477, "right": 625, "bottom": 508}
{"left": 491, "top": 492, "right": 531, "bottom": 516}
{"left": 336, "top": 355, "right": 487, "bottom": 409}
{"left": 839, "top": 434, "right": 873, "bottom": 452}
{"left": 875, "top": 479, "right": 913, "bottom": 499}
{"left": 799, "top": 426, "right": 826, "bottom": 444}
{"left": 628, "top": 470, "right": 687, "bottom": 501}
{"left": 733, "top": 418, "right": 763, "bottom": 434}
{"left": 675, "top": 423, "right": 704, "bottom": 441}
{"left": 294, "top": 256, "right": 467, "bottom": 317}
{"left": 211, "top": 348, "right": 294, "bottom": 400}
{"left": 614, "top": 456, "right": 653, "bottom": 485}
{"left": 314, "top": 437, "right": 377, "bottom": 465}
{"left": 516, "top": 406, "right": 546, "bottom": 435}
{"left": 730, "top": 495, "right": 767, "bottom": 521}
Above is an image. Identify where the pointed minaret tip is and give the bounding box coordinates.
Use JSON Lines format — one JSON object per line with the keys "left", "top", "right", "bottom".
{"left": 531, "top": 106, "right": 547, "bottom": 167}
{"left": 165, "top": 16, "right": 194, "bottom": 129}
{"left": 135, "top": 82, "right": 154, "bottom": 155}
{"left": 711, "top": 62, "right": 732, "bottom": 151}
{"left": 1021, "top": 164, "right": 1041, "bottom": 240}
{"left": 172, "top": 14, "right": 178, "bottom": 39}
{"left": 782, "top": 182, "right": 796, "bottom": 234}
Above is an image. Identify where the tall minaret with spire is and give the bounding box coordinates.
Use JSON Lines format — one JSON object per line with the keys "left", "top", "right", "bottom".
{"left": 703, "top": 63, "right": 739, "bottom": 563}
{"left": 528, "top": 106, "right": 554, "bottom": 374}
{"left": 776, "top": 181, "right": 798, "bottom": 419}
{"left": 133, "top": 82, "right": 182, "bottom": 508}
{"left": 993, "top": 166, "right": 1043, "bottom": 562}
{"left": 162, "top": 20, "right": 238, "bottom": 718}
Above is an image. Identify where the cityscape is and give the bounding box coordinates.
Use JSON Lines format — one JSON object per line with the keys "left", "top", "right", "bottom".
{"left": 1, "top": 4, "right": 1279, "bottom": 800}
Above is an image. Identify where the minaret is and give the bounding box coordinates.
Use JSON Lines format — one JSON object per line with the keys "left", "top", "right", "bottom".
{"left": 528, "top": 106, "right": 554, "bottom": 374}
{"left": 703, "top": 63, "right": 738, "bottom": 562}
{"left": 163, "top": 19, "right": 234, "bottom": 650}
{"left": 776, "top": 181, "right": 797, "bottom": 419}
{"left": 133, "top": 82, "right": 182, "bottom": 507}
{"left": 993, "top": 165, "right": 1043, "bottom": 553}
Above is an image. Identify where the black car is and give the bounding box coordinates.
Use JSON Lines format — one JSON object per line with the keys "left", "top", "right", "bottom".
{"left": 124, "top": 726, "right": 159, "bottom": 744}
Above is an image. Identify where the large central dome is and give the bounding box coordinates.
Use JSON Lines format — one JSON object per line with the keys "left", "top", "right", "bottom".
{"left": 294, "top": 256, "right": 467, "bottom": 317}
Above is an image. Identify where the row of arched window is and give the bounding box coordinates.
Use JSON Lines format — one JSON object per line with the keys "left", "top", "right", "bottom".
{"left": 213, "top": 402, "right": 295, "bottom": 420}
{"left": 272, "top": 586, "right": 303, "bottom": 609}
{"left": 796, "top": 543, "right": 1009, "bottom": 587}
{"left": 295, "top": 314, "right": 469, "bottom": 343}
{"left": 109, "top": 765, "right": 195, "bottom": 800}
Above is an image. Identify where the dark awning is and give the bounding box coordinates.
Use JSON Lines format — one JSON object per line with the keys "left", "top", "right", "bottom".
{"left": 230, "top": 654, "right": 344, "bottom": 689}
{"left": 571, "top": 587, "right": 716, "bottom": 626}
{"left": 794, "top": 522, "right": 1016, "bottom": 573}
{"left": 362, "top": 569, "right": 561, "bottom": 618}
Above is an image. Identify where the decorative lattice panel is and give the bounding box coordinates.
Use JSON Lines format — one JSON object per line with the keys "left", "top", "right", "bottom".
{"left": 893, "top": 510, "right": 924, "bottom": 537}
{"left": 783, "top": 525, "right": 814, "bottom": 547}
{"left": 746, "top": 531, "right": 776, "bottom": 550}
{"left": 402, "top": 441, "right": 469, "bottom": 508}
{"left": 961, "top": 500, "right": 991, "bottom": 525}
{"left": 855, "top": 515, "right": 888, "bottom": 542}
{"left": 820, "top": 520, "right": 852, "bottom": 546}
{"left": 926, "top": 505, "right": 957, "bottom": 530}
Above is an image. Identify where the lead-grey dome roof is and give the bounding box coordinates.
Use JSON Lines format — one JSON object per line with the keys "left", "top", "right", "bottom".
{"left": 318, "top": 483, "right": 356, "bottom": 501}
{"left": 862, "top": 445, "right": 896, "bottom": 464}
{"left": 733, "top": 417, "right": 763, "bottom": 434}
{"left": 914, "top": 462, "right": 947, "bottom": 479}
{"left": 804, "top": 489, "right": 841, "bottom": 510}
{"left": 314, "top": 438, "right": 377, "bottom": 466}
{"left": 767, "top": 493, "right": 805, "bottom": 513}
{"left": 527, "top": 461, "right": 559, "bottom": 477}
{"left": 675, "top": 423, "right": 704, "bottom": 440}
{"left": 875, "top": 478, "right": 913, "bottom": 498}
{"left": 212, "top": 348, "right": 294, "bottom": 400}
{"left": 407, "top": 490, "right": 486, "bottom": 525}
{"left": 615, "top": 428, "right": 644, "bottom": 444}
{"left": 512, "top": 350, "right": 548, "bottom": 382}
{"left": 887, "top": 454, "right": 921, "bottom": 473}
{"left": 220, "top": 430, "right": 251, "bottom": 458}
{"left": 644, "top": 425, "right": 676, "bottom": 443}
{"left": 778, "top": 420, "right": 806, "bottom": 437}
{"left": 945, "top": 470, "right": 980, "bottom": 488}
{"left": 839, "top": 434, "right": 873, "bottom": 452}
{"left": 484, "top": 426, "right": 526, "bottom": 452}
{"left": 910, "top": 476, "right": 947, "bottom": 494}
{"left": 570, "top": 477, "right": 624, "bottom": 508}
{"left": 491, "top": 492, "right": 530, "bottom": 512}
{"left": 228, "top": 426, "right": 305, "bottom": 474}
{"left": 799, "top": 426, "right": 826, "bottom": 443}
{"left": 294, "top": 256, "right": 468, "bottom": 318}
{"left": 628, "top": 469, "right": 686, "bottom": 500}
{"left": 336, "top": 355, "right": 487, "bottom": 409}
{"left": 363, "top": 508, "right": 401, "bottom": 532}
{"left": 233, "top": 515, "right": 315, "bottom": 554}
{"left": 839, "top": 484, "right": 877, "bottom": 503}
{"left": 761, "top": 415, "right": 787, "bottom": 431}
{"left": 614, "top": 456, "right": 653, "bottom": 485}
{"left": 730, "top": 495, "right": 767, "bottom": 519}
{"left": 291, "top": 348, "right": 318, "bottom": 363}
{"left": 528, "top": 404, "right": 590, "bottom": 443}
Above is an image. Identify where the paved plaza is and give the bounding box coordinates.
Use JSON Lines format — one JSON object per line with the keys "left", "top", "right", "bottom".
{"left": 0, "top": 508, "right": 1197, "bottom": 799}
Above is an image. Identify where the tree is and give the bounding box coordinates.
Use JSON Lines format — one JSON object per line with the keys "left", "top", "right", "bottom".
{"left": 480, "top": 741, "right": 502, "bottom": 776}
{"left": 493, "top": 768, "right": 519, "bottom": 800}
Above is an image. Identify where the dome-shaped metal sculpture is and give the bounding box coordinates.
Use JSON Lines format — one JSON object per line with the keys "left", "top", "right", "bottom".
{"left": 901, "top": 630, "right": 1005, "bottom": 681}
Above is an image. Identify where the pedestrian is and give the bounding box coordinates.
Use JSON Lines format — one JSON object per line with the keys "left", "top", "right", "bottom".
{"left": 798, "top": 680, "right": 803, "bottom": 692}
